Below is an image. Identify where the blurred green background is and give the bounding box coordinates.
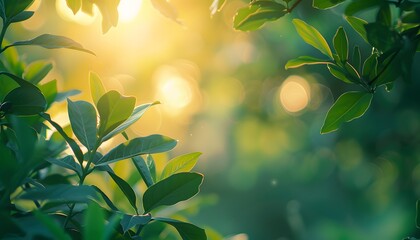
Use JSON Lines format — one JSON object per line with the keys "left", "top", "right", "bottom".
{"left": 9, "top": 0, "right": 420, "bottom": 239}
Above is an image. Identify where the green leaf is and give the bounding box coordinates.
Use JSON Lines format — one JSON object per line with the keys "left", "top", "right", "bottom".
{"left": 352, "top": 45, "right": 361, "bottom": 71}
{"left": 55, "top": 89, "right": 81, "bottom": 102}
{"left": 3, "top": 87, "right": 46, "bottom": 115}
{"left": 89, "top": 71, "right": 106, "bottom": 107}
{"left": 2, "top": 0, "right": 34, "bottom": 20}
{"left": 365, "top": 22, "right": 400, "bottom": 51}
{"left": 66, "top": 0, "right": 81, "bottom": 14}
{"left": 160, "top": 152, "right": 201, "bottom": 180}
{"left": 362, "top": 53, "right": 378, "bottom": 79}
{"left": 285, "top": 56, "right": 331, "bottom": 69}
{"left": 345, "top": 16, "right": 368, "bottom": 43}
{"left": 234, "top": 1, "right": 287, "bottom": 31}
{"left": 34, "top": 211, "right": 71, "bottom": 240}
{"left": 313, "top": 0, "right": 345, "bottom": 9}
{"left": 0, "top": 71, "right": 38, "bottom": 88}
{"left": 40, "top": 113, "right": 84, "bottom": 164}
{"left": 23, "top": 60, "right": 53, "bottom": 85}
{"left": 151, "top": 0, "right": 180, "bottom": 24}
{"left": 47, "top": 155, "right": 83, "bottom": 177}
{"left": 132, "top": 156, "right": 154, "bottom": 187}
{"left": 333, "top": 27, "right": 348, "bottom": 62}
{"left": 147, "top": 155, "right": 157, "bottom": 182}
{"left": 96, "top": 134, "right": 177, "bottom": 166}
{"left": 39, "top": 80, "right": 57, "bottom": 107}
{"left": 102, "top": 102, "right": 159, "bottom": 142}
{"left": 345, "top": 0, "right": 382, "bottom": 16}
{"left": 81, "top": 0, "right": 94, "bottom": 15}
{"left": 97, "top": 90, "right": 135, "bottom": 138}
{"left": 417, "top": 200, "right": 420, "bottom": 228}
{"left": 108, "top": 171, "right": 138, "bottom": 213}
{"left": 120, "top": 214, "right": 152, "bottom": 233}
{"left": 92, "top": 185, "right": 119, "bottom": 211}
{"left": 143, "top": 172, "right": 203, "bottom": 213}
{"left": 94, "top": 0, "right": 120, "bottom": 33}
{"left": 67, "top": 99, "right": 97, "bottom": 150}
{"left": 20, "top": 184, "right": 99, "bottom": 203}
{"left": 9, "top": 10, "right": 33, "bottom": 23}
{"left": 84, "top": 202, "right": 105, "bottom": 240}
{"left": 376, "top": 3, "right": 391, "bottom": 27}
{"left": 321, "top": 91, "right": 373, "bottom": 133}
{"left": 328, "top": 64, "right": 353, "bottom": 84}
{"left": 155, "top": 217, "right": 207, "bottom": 240}
{"left": 210, "top": 0, "right": 226, "bottom": 16}
{"left": 8, "top": 34, "right": 95, "bottom": 55}
{"left": 292, "top": 19, "right": 333, "bottom": 58}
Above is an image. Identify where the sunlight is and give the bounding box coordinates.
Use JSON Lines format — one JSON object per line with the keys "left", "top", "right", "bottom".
{"left": 118, "top": 0, "right": 143, "bottom": 23}
{"left": 56, "top": 0, "right": 97, "bottom": 25}
{"left": 156, "top": 72, "right": 193, "bottom": 115}
{"left": 279, "top": 75, "right": 310, "bottom": 113}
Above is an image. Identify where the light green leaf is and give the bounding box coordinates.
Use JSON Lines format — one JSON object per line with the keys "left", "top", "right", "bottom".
{"left": 8, "top": 34, "right": 95, "bottom": 55}
{"left": 143, "top": 172, "right": 203, "bottom": 213}
{"left": 96, "top": 134, "right": 177, "bottom": 166}
{"left": 108, "top": 171, "right": 138, "bottom": 213}
{"left": 66, "top": 0, "right": 81, "bottom": 14}
{"left": 285, "top": 56, "right": 331, "bottom": 69}
{"left": 83, "top": 202, "right": 105, "bottom": 240}
{"left": 151, "top": 0, "right": 180, "bottom": 24}
{"left": 92, "top": 0, "right": 120, "bottom": 33}
{"left": 160, "top": 152, "right": 201, "bottom": 180}
{"left": 345, "top": 16, "right": 368, "bottom": 43}
{"left": 3, "top": 87, "right": 46, "bottom": 115}
{"left": 89, "top": 71, "right": 106, "bottom": 107}
{"left": 23, "top": 60, "right": 53, "bottom": 85}
{"left": 102, "top": 102, "right": 159, "bottom": 142}
{"left": 321, "top": 91, "right": 373, "bottom": 133}
{"left": 333, "top": 27, "right": 348, "bottom": 62}
{"left": 132, "top": 156, "right": 154, "bottom": 187}
{"left": 292, "top": 19, "right": 333, "bottom": 58}
{"left": 313, "top": 0, "right": 345, "bottom": 9}
{"left": 120, "top": 214, "right": 152, "bottom": 233}
{"left": 81, "top": 0, "right": 94, "bottom": 15}
{"left": 234, "top": 1, "right": 287, "bottom": 31}
{"left": 39, "top": 80, "right": 57, "bottom": 107}
{"left": 20, "top": 184, "right": 99, "bottom": 203}
{"left": 155, "top": 217, "right": 207, "bottom": 240}
{"left": 210, "top": 0, "right": 226, "bottom": 16}
{"left": 67, "top": 99, "right": 97, "bottom": 150}
{"left": 34, "top": 211, "right": 71, "bottom": 240}
{"left": 97, "top": 90, "right": 135, "bottom": 138}
{"left": 47, "top": 155, "right": 83, "bottom": 176}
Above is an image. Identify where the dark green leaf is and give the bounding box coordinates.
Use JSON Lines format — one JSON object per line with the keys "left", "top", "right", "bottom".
{"left": 3, "top": 87, "right": 46, "bottom": 115}
{"left": 55, "top": 89, "right": 81, "bottom": 102}
{"left": 9, "top": 10, "right": 33, "bottom": 23}
{"left": 417, "top": 200, "right": 420, "bottom": 228}
{"left": 84, "top": 202, "right": 105, "bottom": 240}
{"left": 143, "top": 172, "right": 204, "bottom": 212}
{"left": 365, "top": 22, "right": 400, "bottom": 51}
{"left": 362, "top": 53, "right": 378, "bottom": 79}
{"left": 3, "top": 0, "right": 34, "bottom": 20}
{"left": 47, "top": 155, "right": 82, "bottom": 176}
{"left": 147, "top": 154, "right": 157, "bottom": 182}
{"left": 352, "top": 45, "right": 361, "bottom": 71}
{"left": 155, "top": 217, "right": 207, "bottom": 240}
{"left": 20, "top": 184, "right": 99, "bottom": 203}
{"left": 108, "top": 171, "right": 138, "bottom": 213}
{"left": 23, "top": 60, "right": 53, "bottom": 84}
{"left": 292, "top": 19, "right": 333, "bottom": 58}
{"left": 67, "top": 99, "right": 97, "bottom": 150}
{"left": 132, "top": 156, "right": 154, "bottom": 187}
{"left": 321, "top": 91, "right": 373, "bottom": 133}
{"left": 376, "top": 3, "right": 391, "bottom": 27}
{"left": 234, "top": 1, "right": 287, "bottom": 31}
{"left": 97, "top": 90, "right": 135, "bottom": 138}
{"left": 333, "top": 27, "right": 348, "bottom": 62}
{"left": 89, "top": 71, "right": 106, "bottom": 107}
{"left": 40, "top": 113, "right": 84, "bottom": 164}
{"left": 120, "top": 214, "right": 152, "bottom": 233}
{"left": 313, "top": 0, "right": 345, "bottom": 9}
{"left": 66, "top": 0, "right": 81, "bottom": 14}
{"left": 8, "top": 34, "right": 95, "bottom": 55}
{"left": 328, "top": 64, "right": 353, "bottom": 83}
{"left": 0, "top": 71, "right": 38, "bottom": 88}
{"left": 345, "top": 16, "right": 368, "bottom": 43}
{"left": 96, "top": 134, "right": 177, "bottom": 166}
{"left": 160, "top": 152, "right": 201, "bottom": 180}
{"left": 92, "top": 185, "right": 119, "bottom": 211}
{"left": 102, "top": 102, "right": 159, "bottom": 142}
{"left": 285, "top": 56, "right": 331, "bottom": 69}
{"left": 34, "top": 211, "right": 71, "bottom": 240}
{"left": 345, "top": 0, "right": 382, "bottom": 16}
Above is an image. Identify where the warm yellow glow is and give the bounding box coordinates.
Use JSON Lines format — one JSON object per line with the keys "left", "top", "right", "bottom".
{"left": 56, "top": 0, "right": 97, "bottom": 25}
{"left": 156, "top": 73, "right": 193, "bottom": 114}
{"left": 118, "top": 0, "right": 142, "bottom": 23}
{"left": 279, "top": 75, "right": 310, "bottom": 113}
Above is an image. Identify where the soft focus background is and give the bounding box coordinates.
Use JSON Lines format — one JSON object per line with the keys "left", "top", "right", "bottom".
{"left": 10, "top": 0, "right": 420, "bottom": 239}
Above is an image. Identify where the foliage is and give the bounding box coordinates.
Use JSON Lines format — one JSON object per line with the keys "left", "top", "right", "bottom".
{"left": 0, "top": 1, "right": 207, "bottom": 239}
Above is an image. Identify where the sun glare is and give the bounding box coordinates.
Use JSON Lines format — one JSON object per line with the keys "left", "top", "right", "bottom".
{"left": 156, "top": 73, "right": 193, "bottom": 115}
{"left": 118, "top": 0, "right": 143, "bottom": 23}
{"left": 279, "top": 75, "right": 310, "bottom": 113}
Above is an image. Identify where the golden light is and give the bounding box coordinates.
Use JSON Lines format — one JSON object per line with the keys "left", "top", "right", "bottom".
{"left": 56, "top": 0, "right": 97, "bottom": 25}
{"left": 279, "top": 75, "right": 310, "bottom": 113}
{"left": 118, "top": 0, "right": 143, "bottom": 23}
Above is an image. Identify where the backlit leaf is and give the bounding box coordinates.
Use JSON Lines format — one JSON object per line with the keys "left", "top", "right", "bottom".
{"left": 285, "top": 56, "right": 331, "bottom": 69}
{"left": 151, "top": 0, "right": 180, "bottom": 24}
{"left": 292, "top": 19, "right": 333, "bottom": 58}
{"left": 333, "top": 27, "right": 348, "bottom": 62}
{"left": 23, "top": 60, "right": 53, "bottom": 85}
{"left": 83, "top": 202, "right": 105, "bottom": 240}
{"left": 89, "top": 71, "right": 106, "bottom": 107}
{"left": 313, "top": 0, "right": 345, "bottom": 9}
{"left": 108, "top": 171, "right": 138, "bottom": 213}
{"left": 66, "top": 0, "right": 81, "bottom": 14}
{"left": 160, "top": 152, "right": 201, "bottom": 180}
{"left": 67, "top": 99, "right": 97, "bottom": 150}
{"left": 132, "top": 156, "right": 154, "bottom": 187}
{"left": 210, "top": 0, "right": 226, "bottom": 16}
{"left": 345, "top": 16, "right": 368, "bottom": 43}
{"left": 234, "top": 1, "right": 287, "bottom": 31}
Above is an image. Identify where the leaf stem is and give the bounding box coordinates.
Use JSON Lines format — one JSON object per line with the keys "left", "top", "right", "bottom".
{"left": 368, "top": 49, "right": 400, "bottom": 86}
{"left": 288, "top": 0, "right": 303, "bottom": 13}
{"left": 0, "top": 21, "right": 9, "bottom": 53}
